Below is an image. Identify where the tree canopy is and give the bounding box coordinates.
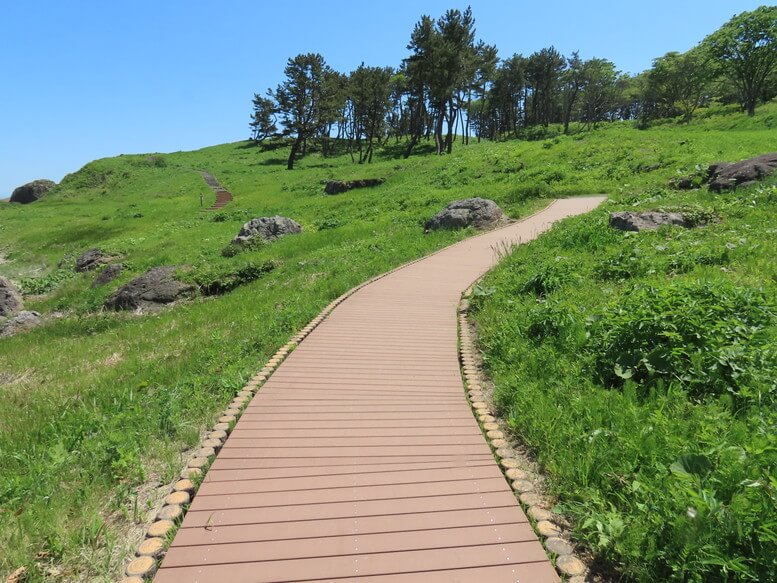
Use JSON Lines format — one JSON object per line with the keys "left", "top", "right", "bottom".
{"left": 250, "top": 5, "right": 777, "bottom": 168}
{"left": 704, "top": 6, "right": 777, "bottom": 116}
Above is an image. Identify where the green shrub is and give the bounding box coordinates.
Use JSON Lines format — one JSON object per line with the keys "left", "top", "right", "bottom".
{"left": 588, "top": 279, "right": 775, "bottom": 403}
{"left": 315, "top": 216, "right": 343, "bottom": 230}
{"left": 20, "top": 269, "right": 75, "bottom": 295}
{"left": 220, "top": 243, "right": 241, "bottom": 257}
{"left": 665, "top": 246, "right": 730, "bottom": 274}
{"left": 211, "top": 209, "right": 250, "bottom": 223}
{"left": 525, "top": 299, "right": 582, "bottom": 344}
{"left": 520, "top": 257, "right": 577, "bottom": 296}
{"left": 146, "top": 155, "right": 167, "bottom": 168}
{"left": 596, "top": 244, "right": 649, "bottom": 281}
{"left": 663, "top": 204, "right": 719, "bottom": 227}
{"left": 188, "top": 260, "right": 276, "bottom": 295}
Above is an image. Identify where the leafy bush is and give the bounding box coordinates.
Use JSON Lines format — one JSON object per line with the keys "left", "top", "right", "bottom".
{"left": 20, "top": 269, "right": 75, "bottom": 295}
{"left": 189, "top": 260, "right": 276, "bottom": 295}
{"left": 525, "top": 299, "right": 582, "bottom": 344}
{"left": 665, "top": 245, "right": 730, "bottom": 274}
{"left": 146, "top": 155, "right": 167, "bottom": 168}
{"left": 662, "top": 204, "right": 719, "bottom": 227}
{"left": 211, "top": 209, "right": 250, "bottom": 223}
{"left": 520, "top": 257, "right": 577, "bottom": 296}
{"left": 588, "top": 279, "right": 775, "bottom": 403}
{"left": 596, "top": 244, "right": 649, "bottom": 281}
{"left": 220, "top": 243, "right": 241, "bottom": 257}
{"left": 315, "top": 216, "right": 343, "bottom": 230}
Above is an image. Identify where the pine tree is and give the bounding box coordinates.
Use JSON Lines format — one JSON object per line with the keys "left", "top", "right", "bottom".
{"left": 272, "top": 53, "right": 334, "bottom": 169}
{"left": 249, "top": 94, "right": 277, "bottom": 142}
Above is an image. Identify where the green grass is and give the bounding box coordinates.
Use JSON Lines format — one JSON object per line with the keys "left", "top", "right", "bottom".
{"left": 0, "top": 100, "right": 775, "bottom": 580}
{"left": 471, "top": 105, "right": 777, "bottom": 581}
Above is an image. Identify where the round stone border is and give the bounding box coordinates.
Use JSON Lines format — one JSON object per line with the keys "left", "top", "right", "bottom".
{"left": 122, "top": 201, "right": 561, "bottom": 580}
{"left": 458, "top": 283, "right": 591, "bottom": 582}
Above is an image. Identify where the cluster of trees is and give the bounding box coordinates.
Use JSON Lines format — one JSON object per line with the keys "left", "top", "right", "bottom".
{"left": 250, "top": 6, "right": 777, "bottom": 169}
{"left": 640, "top": 7, "right": 777, "bottom": 121}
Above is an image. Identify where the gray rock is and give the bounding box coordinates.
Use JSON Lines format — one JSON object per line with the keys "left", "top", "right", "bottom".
{"left": 325, "top": 179, "right": 384, "bottom": 195}
{"left": 545, "top": 536, "right": 574, "bottom": 556}
{"left": 425, "top": 198, "right": 504, "bottom": 231}
{"left": 609, "top": 211, "right": 690, "bottom": 232}
{"left": 105, "top": 266, "right": 195, "bottom": 312}
{"left": 75, "top": 248, "right": 109, "bottom": 272}
{"left": 9, "top": 179, "right": 56, "bottom": 204}
{"left": 708, "top": 152, "right": 777, "bottom": 192}
{"left": 0, "top": 276, "right": 24, "bottom": 317}
{"left": 92, "top": 264, "right": 123, "bottom": 288}
{"left": 231, "top": 216, "right": 302, "bottom": 245}
{"left": 0, "top": 311, "right": 42, "bottom": 338}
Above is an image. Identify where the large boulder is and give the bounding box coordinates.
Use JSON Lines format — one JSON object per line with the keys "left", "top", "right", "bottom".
{"left": 325, "top": 179, "right": 384, "bottom": 195}
{"left": 425, "top": 198, "right": 504, "bottom": 231}
{"left": 75, "top": 248, "right": 111, "bottom": 272}
{"left": 231, "top": 216, "right": 302, "bottom": 245}
{"left": 0, "top": 276, "right": 24, "bottom": 318}
{"left": 609, "top": 211, "right": 690, "bottom": 232}
{"left": 105, "top": 266, "right": 194, "bottom": 312}
{"left": 0, "top": 311, "right": 42, "bottom": 338}
{"left": 9, "top": 179, "right": 56, "bottom": 204}
{"left": 708, "top": 153, "right": 777, "bottom": 192}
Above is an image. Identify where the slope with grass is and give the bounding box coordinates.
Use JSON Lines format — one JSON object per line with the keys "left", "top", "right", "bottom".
{"left": 0, "top": 102, "right": 775, "bottom": 580}
{"left": 471, "top": 110, "right": 777, "bottom": 580}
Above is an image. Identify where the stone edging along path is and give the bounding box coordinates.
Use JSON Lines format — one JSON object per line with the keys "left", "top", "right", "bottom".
{"left": 121, "top": 198, "right": 602, "bottom": 583}
{"left": 458, "top": 288, "right": 590, "bottom": 582}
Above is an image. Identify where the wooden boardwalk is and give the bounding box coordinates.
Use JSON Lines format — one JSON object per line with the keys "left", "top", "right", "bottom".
{"left": 154, "top": 197, "right": 606, "bottom": 583}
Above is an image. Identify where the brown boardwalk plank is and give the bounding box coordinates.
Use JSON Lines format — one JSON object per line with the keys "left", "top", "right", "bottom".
{"left": 155, "top": 197, "right": 605, "bottom": 583}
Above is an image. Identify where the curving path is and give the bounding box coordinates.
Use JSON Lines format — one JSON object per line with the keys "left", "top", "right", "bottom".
{"left": 155, "top": 197, "right": 606, "bottom": 583}
{"left": 200, "top": 171, "right": 233, "bottom": 211}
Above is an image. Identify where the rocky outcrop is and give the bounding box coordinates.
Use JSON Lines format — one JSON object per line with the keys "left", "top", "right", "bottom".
{"left": 609, "top": 211, "right": 690, "bottom": 232}
{"left": 0, "top": 277, "right": 24, "bottom": 317}
{"left": 708, "top": 153, "right": 777, "bottom": 192}
{"left": 105, "top": 266, "right": 195, "bottom": 312}
{"left": 9, "top": 179, "right": 56, "bottom": 204}
{"left": 425, "top": 198, "right": 504, "bottom": 231}
{"left": 324, "top": 179, "right": 384, "bottom": 195}
{"left": 0, "top": 311, "right": 42, "bottom": 338}
{"left": 92, "top": 264, "right": 123, "bottom": 287}
{"left": 75, "top": 249, "right": 112, "bottom": 272}
{"left": 231, "top": 216, "right": 302, "bottom": 245}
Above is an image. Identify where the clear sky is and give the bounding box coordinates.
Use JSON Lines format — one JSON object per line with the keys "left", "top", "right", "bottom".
{"left": 0, "top": 0, "right": 765, "bottom": 198}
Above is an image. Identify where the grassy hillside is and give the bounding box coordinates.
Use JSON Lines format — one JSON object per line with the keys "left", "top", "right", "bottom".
{"left": 472, "top": 112, "right": 777, "bottom": 579}
{"left": 0, "top": 101, "right": 775, "bottom": 580}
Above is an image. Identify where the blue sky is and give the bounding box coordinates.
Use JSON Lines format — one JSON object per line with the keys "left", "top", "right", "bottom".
{"left": 0, "top": 0, "right": 765, "bottom": 198}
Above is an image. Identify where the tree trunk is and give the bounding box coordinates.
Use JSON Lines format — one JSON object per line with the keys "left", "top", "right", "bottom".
{"left": 563, "top": 86, "right": 578, "bottom": 135}
{"left": 434, "top": 109, "right": 444, "bottom": 155}
{"left": 403, "top": 134, "right": 418, "bottom": 158}
{"left": 746, "top": 98, "right": 756, "bottom": 116}
{"left": 445, "top": 99, "right": 456, "bottom": 154}
{"left": 287, "top": 137, "right": 301, "bottom": 170}
{"left": 464, "top": 90, "right": 471, "bottom": 145}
